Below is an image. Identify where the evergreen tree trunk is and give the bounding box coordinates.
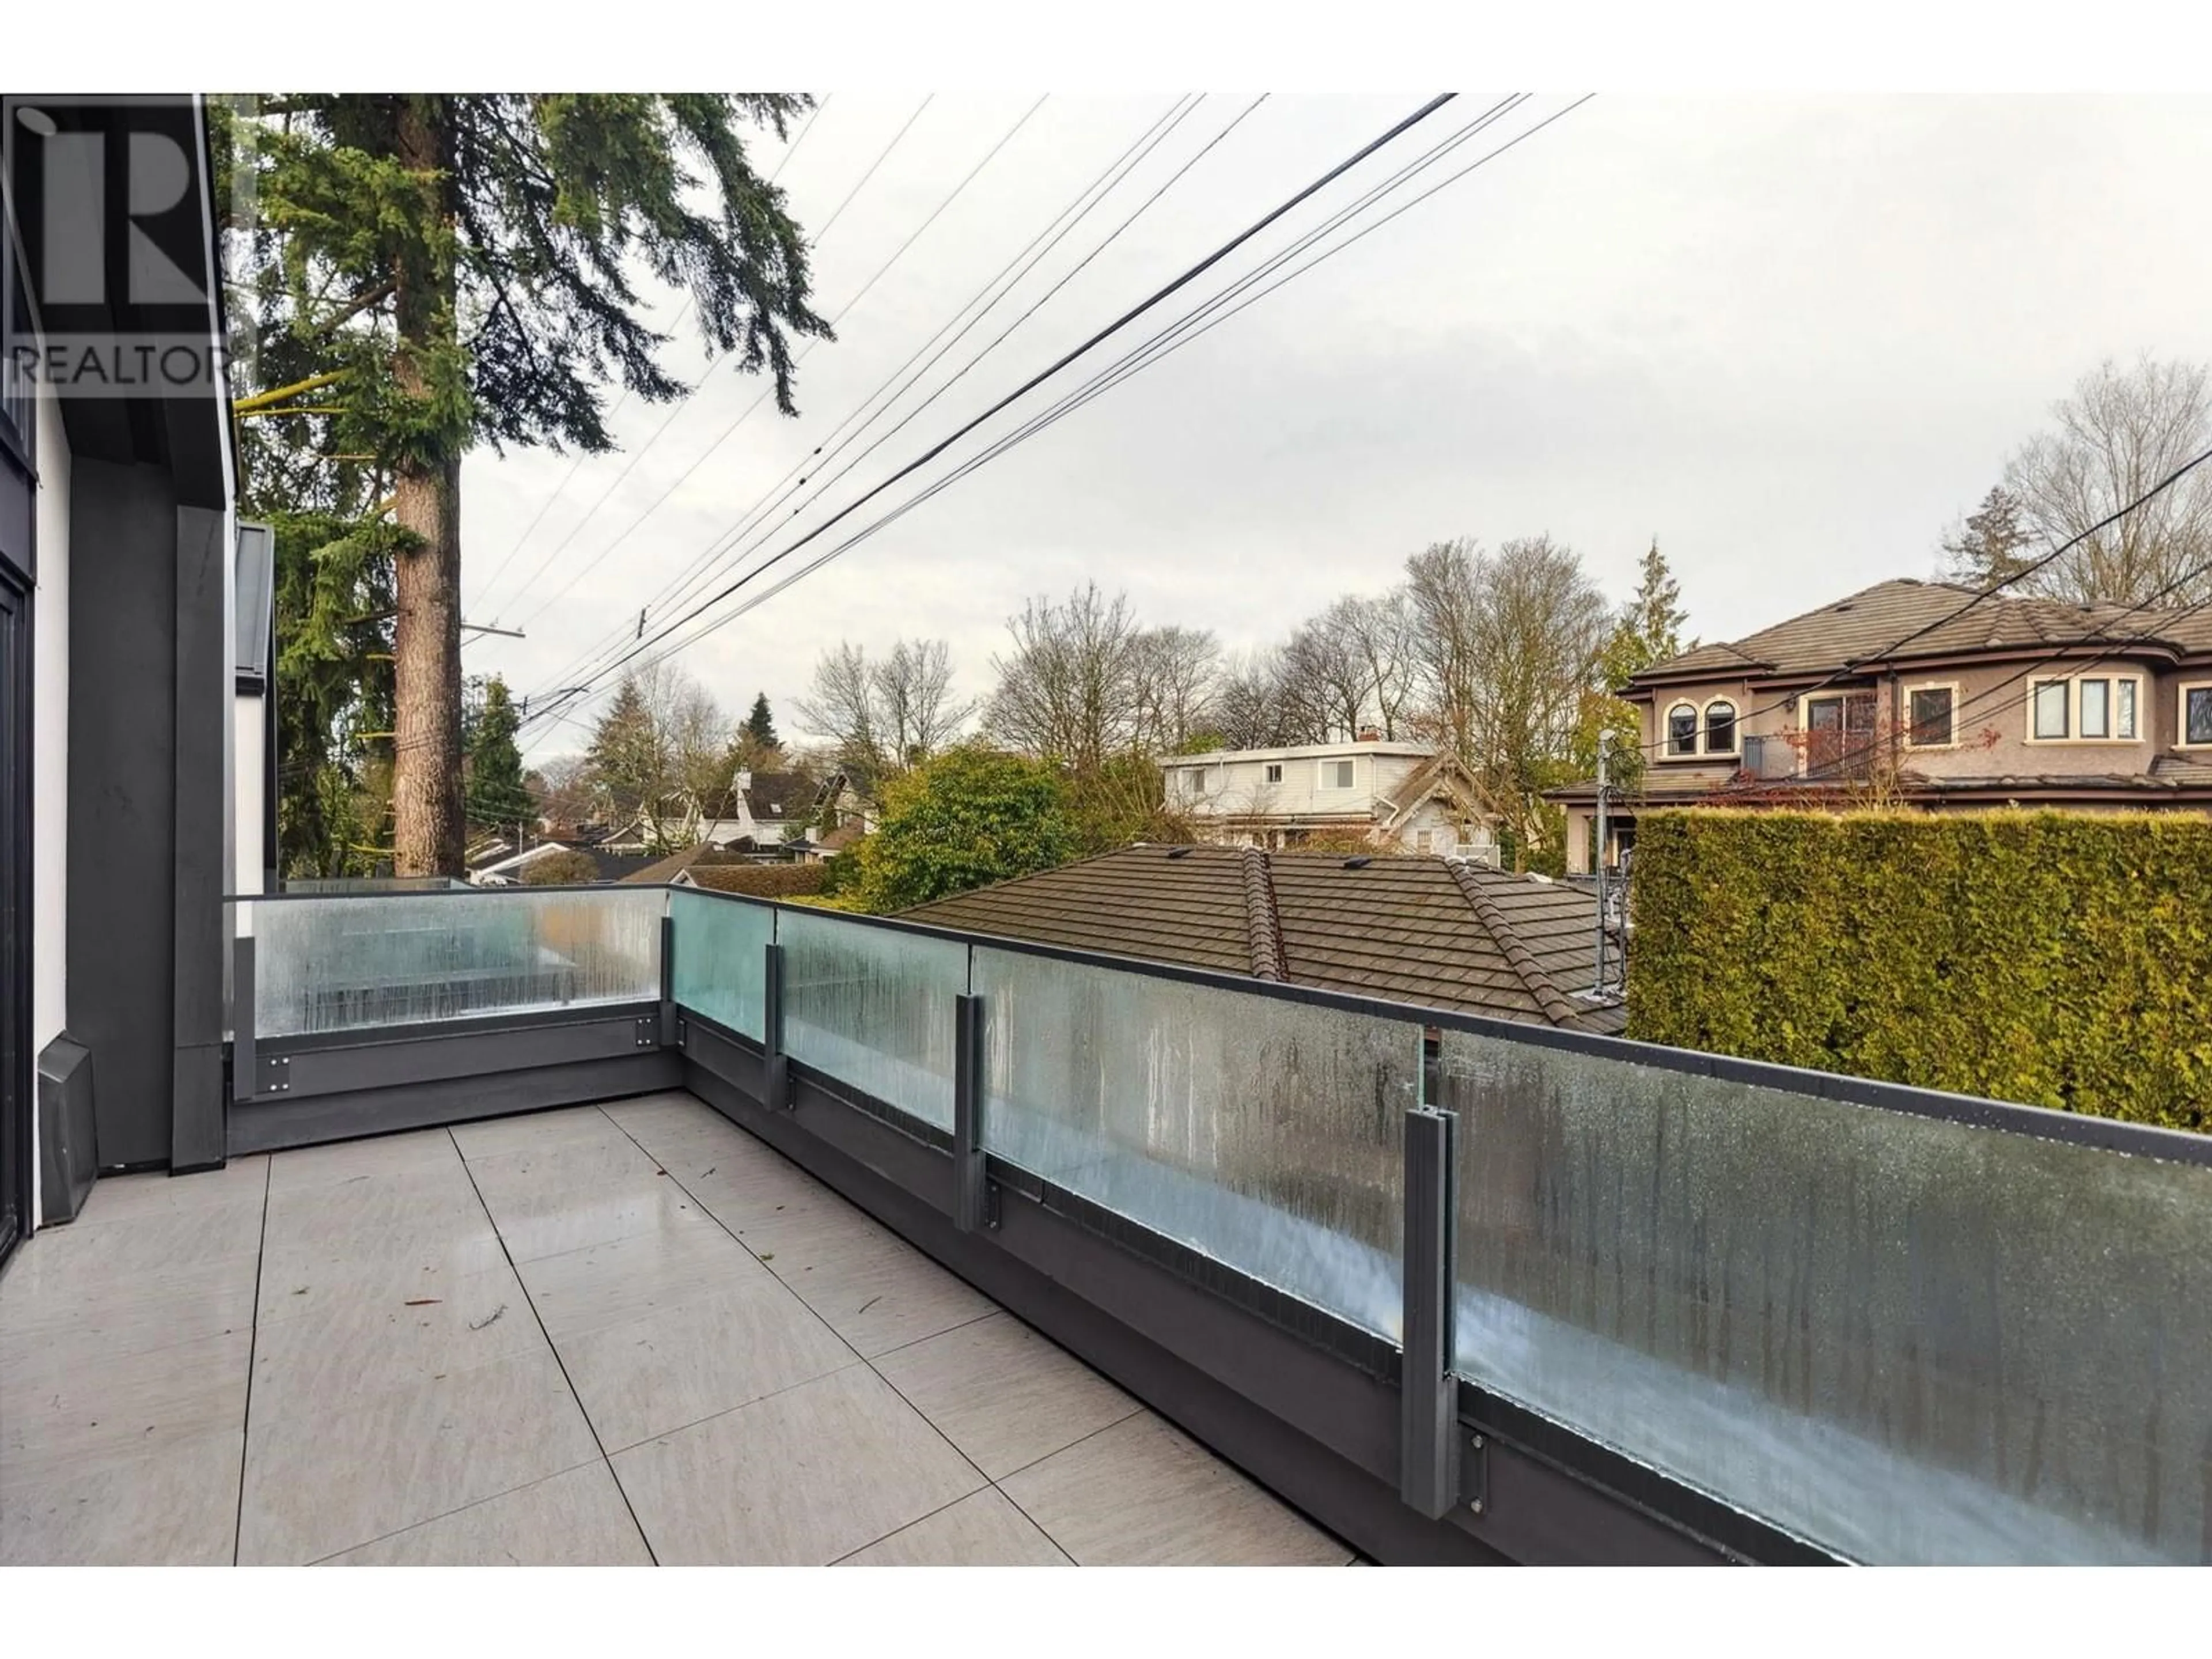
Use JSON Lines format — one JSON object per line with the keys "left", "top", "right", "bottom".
{"left": 390, "top": 97, "right": 465, "bottom": 877}
{"left": 392, "top": 453, "right": 463, "bottom": 874}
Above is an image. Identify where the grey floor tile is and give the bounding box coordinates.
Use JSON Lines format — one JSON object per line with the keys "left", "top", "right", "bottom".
{"left": 551, "top": 1274, "right": 857, "bottom": 1452}
{"left": 262, "top": 1171, "right": 491, "bottom": 1264}
{"left": 0, "top": 1201, "right": 264, "bottom": 1301}
{"left": 599, "top": 1093, "right": 729, "bottom": 1142}
{"left": 463, "top": 1128, "right": 664, "bottom": 1201}
{"left": 0, "top": 1426, "right": 244, "bottom": 1566}
{"left": 515, "top": 1217, "right": 759, "bottom": 1340}
{"left": 873, "top": 1312, "right": 1138, "bottom": 1479}
{"left": 256, "top": 1226, "right": 514, "bottom": 1328}
{"left": 238, "top": 1345, "right": 600, "bottom": 1566}
{"left": 763, "top": 1212, "right": 995, "bottom": 1358}
{"left": 1, "top": 1327, "right": 251, "bottom": 1486}
{"left": 0, "top": 1257, "right": 259, "bottom": 1358}
{"left": 450, "top": 1105, "right": 625, "bottom": 1161}
{"left": 72, "top": 1157, "right": 267, "bottom": 1225}
{"left": 266, "top": 1128, "right": 460, "bottom": 1193}
{"left": 998, "top": 1411, "right": 1354, "bottom": 1566}
{"left": 248, "top": 1262, "right": 546, "bottom": 1423}
{"left": 318, "top": 1460, "right": 652, "bottom": 1566}
{"left": 611, "top": 1363, "right": 985, "bottom": 1565}
{"left": 486, "top": 1177, "right": 722, "bottom": 1266}
{"left": 835, "top": 1488, "right": 1073, "bottom": 1566}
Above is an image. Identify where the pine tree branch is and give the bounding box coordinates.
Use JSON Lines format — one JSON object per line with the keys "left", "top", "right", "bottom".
{"left": 234, "top": 369, "right": 349, "bottom": 414}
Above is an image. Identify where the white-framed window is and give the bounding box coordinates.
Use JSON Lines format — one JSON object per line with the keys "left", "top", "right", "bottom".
{"left": 2180, "top": 681, "right": 2212, "bottom": 748}
{"left": 1319, "top": 757, "right": 1356, "bottom": 790}
{"left": 1263, "top": 762, "right": 1283, "bottom": 784}
{"left": 1703, "top": 699, "right": 1738, "bottom": 756}
{"left": 1664, "top": 702, "right": 1699, "bottom": 757}
{"left": 2026, "top": 673, "right": 2143, "bottom": 743}
{"left": 1905, "top": 682, "right": 1959, "bottom": 749}
{"left": 1415, "top": 829, "right": 1433, "bottom": 854}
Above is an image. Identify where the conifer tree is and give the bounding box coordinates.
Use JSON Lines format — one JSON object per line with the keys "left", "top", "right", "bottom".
{"left": 743, "top": 692, "right": 781, "bottom": 753}
{"left": 229, "top": 95, "right": 831, "bottom": 873}
{"left": 466, "top": 676, "right": 533, "bottom": 831}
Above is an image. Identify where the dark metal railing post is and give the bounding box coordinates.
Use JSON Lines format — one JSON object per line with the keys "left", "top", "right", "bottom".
{"left": 232, "top": 933, "right": 257, "bottom": 1105}
{"left": 762, "top": 940, "right": 790, "bottom": 1109}
{"left": 658, "top": 911, "right": 677, "bottom": 1047}
{"left": 952, "top": 992, "right": 989, "bottom": 1232}
{"left": 1400, "top": 1104, "right": 1460, "bottom": 1519}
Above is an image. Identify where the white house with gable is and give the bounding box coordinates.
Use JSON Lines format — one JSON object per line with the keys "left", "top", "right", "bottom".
{"left": 1159, "top": 734, "right": 1501, "bottom": 861}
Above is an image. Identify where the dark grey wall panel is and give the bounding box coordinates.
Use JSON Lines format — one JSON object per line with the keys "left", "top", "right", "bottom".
{"left": 169, "top": 503, "right": 227, "bottom": 1171}
{"left": 226, "top": 1052, "right": 681, "bottom": 1156}
{"left": 66, "top": 459, "right": 177, "bottom": 1168}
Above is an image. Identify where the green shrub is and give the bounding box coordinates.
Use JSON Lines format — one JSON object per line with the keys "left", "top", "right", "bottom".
{"left": 1627, "top": 809, "right": 2212, "bottom": 1132}
{"left": 851, "top": 746, "right": 1079, "bottom": 912}
{"left": 519, "top": 848, "right": 600, "bottom": 885}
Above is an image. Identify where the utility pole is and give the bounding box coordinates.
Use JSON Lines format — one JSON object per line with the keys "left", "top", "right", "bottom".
{"left": 1593, "top": 729, "right": 1611, "bottom": 997}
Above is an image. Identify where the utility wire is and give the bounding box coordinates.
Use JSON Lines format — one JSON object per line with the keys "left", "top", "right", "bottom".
{"left": 502, "top": 96, "right": 1045, "bottom": 641}
{"left": 484, "top": 95, "right": 937, "bottom": 626}
{"left": 541, "top": 95, "right": 1582, "bottom": 722}
{"left": 523, "top": 96, "right": 1205, "bottom": 700}
{"left": 468, "top": 96, "right": 836, "bottom": 617}
{"left": 522, "top": 92, "right": 1459, "bottom": 730}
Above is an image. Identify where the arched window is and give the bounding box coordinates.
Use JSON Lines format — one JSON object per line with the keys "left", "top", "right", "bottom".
{"left": 1666, "top": 702, "right": 1698, "bottom": 757}
{"left": 1704, "top": 699, "right": 1738, "bottom": 756}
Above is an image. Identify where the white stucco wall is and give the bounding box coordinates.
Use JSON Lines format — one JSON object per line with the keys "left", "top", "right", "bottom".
{"left": 29, "top": 378, "right": 71, "bottom": 1225}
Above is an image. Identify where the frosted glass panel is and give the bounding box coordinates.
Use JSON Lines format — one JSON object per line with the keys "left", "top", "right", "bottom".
{"left": 251, "top": 889, "right": 664, "bottom": 1038}
{"left": 669, "top": 888, "right": 772, "bottom": 1040}
{"left": 1437, "top": 1032, "right": 2212, "bottom": 1564}
{"left": 975, "top": 947, "right": 1418, "bottom": 1340}
{"left": 777, "top": 911, "right": 967, "bottom": 1129}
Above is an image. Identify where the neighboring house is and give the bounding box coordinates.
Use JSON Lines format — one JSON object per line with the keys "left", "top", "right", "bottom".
{"left": 902, "top": 844, "right": 1623, "bottom": 1033}
{"left": 1158, "top": 732, "right": 1502, "bottom": 861}
{"left": 602, "top": 768, "right": 825, "bottom": 854}
{"left": 795, "top": 817, "right": 866, "bottom": 863}
{"left": 469, "top": 840, "right": 662, "bottom": 885}
{"left": 3, "top": 94, "right": 242, "bottom": 1249}
{"left": 1553, "top": 577, "right": 2212, "bottom": 873}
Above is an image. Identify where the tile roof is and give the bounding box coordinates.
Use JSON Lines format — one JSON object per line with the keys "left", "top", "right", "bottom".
{"left": 1633, "top": 577, "right": 2212, "bottom": 687}
{"left": 902, "top": 845, "right": 1624, "bottom": 1033}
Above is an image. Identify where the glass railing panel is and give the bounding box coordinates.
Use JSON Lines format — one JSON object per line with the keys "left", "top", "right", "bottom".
{"left": 250, "top": 888, "right": 665, "bottom": 1039}
{"left": 668, "top": 888, "right": 772, "bottom": 1041}
{"left": 974, "top": 946, "right": 1419, "bottom": 1340}
{"left": 1435, "top": 1029, "right": 2212, "bottom": 1563}
{"left": 777, "top": 910, "right": 967, "bottom": 1130}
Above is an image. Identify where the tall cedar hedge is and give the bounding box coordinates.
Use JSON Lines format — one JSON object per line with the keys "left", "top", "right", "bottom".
{"left": 1628, "top": 809, "right": 2212, "bottom": 1132}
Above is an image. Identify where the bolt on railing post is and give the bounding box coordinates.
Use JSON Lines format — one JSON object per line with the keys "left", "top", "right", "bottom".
{"left": 232, "top": 933, "right": 257, "bottom": 1105}
{"left": 952, "top": 992, "right": 989, "bottom": 1232}
{"left": 762, "top": 940, "right": 790, "bottom": 1110}
{"left": 1400, "top": 1104, "right": 1460, "bottom": 1519}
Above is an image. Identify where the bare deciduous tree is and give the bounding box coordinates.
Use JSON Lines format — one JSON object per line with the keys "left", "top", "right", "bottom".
{"left": 1403, "top": 537, "right": 1487, "bottom": 766}
{"left": 1132, "top": 625, "right": 1221, "bottom": 753}
{"left": 1210, "top": 646, "right": 1304, "bottom": 751}
{"left": 2001, "top": 355, "right": 2212, "bottom": 607}
{"left": 795, "top": 638, "right": 972, "bottom": 798}
{"left": 987, "top": 584, "right": 1150, "bottom": 770}
{"left": 873, "top": 639, "right": 976, "bottom": 769}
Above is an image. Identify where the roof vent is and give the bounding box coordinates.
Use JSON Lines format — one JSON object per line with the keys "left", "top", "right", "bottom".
{"left": 1342, "top": 856, "right": 1372, "bottom": 869}
{"left": 1165, "top": 846, "right": 1194, "bottom": 859}
{"left": 1833, "top": 602, "right": 1855, "bottom": 613}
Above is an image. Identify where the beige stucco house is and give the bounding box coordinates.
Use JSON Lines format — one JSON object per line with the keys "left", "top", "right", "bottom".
{"left": 1159, "top": 734, "right": 1502, "bottom": 860}
{"left": 1554, "top": 577, "right": 2212, "bottom": 873}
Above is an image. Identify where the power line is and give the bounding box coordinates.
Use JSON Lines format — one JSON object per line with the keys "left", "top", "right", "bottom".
{"left": 467, "top": 96, "right": 838, "bottom": 617}
{"left": 499, "top": 95, "right": 1047, "bottom": 643}
{"left": 543, "top": 96, "right": 1588, "bottom": 722}
{"left": 482, "top": 96, "right": 938, "bottom": 626}
{"left": 520, "top": 96, "right": 1207, "bottom": 702}
{"left": 523, "top": 92, "right": 1461, "bottom": 730}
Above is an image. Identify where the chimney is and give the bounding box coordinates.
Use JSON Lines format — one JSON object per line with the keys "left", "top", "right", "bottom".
{"left": 736, "top": 768, "right": 753, "bottom": 795}
{"left": 1355, "top": 725, "right": 1381, "bottom": 743}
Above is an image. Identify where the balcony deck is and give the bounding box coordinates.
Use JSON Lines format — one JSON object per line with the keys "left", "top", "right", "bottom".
{"left": 0, "top": 1092, "right": 1356, "bottom": 1566}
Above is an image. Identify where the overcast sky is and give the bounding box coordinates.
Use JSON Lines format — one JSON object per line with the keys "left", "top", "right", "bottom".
{"left": 453, "top": 93, "right": 2212, "bottom": 764}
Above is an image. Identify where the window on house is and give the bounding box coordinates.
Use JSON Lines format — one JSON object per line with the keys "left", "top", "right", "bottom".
{"left": 2080, "top": 677, "right": 2111, "bottom": 739}
{"left": 1263, "top": 762, "right": 1283, "bottom": 783}
{"left": 1907, "top": 686, "right": 1955, "bottom": 747}
{"left": 2118, "top": 679, "right": 2138, "bottom": 738}
{"left": 1704, "top": 700, "right": 1738, "bottom": 755}
{"left": 1321, "top": 758, "right": 1355, "bottom": 789}
{"left": 2032, "top": 680, "right": 2070, "bottom": 740}
{"left": 1665, "top": 703, "right": 1698, "bottom": 756}
{"left": 2186, "top": 685, "right": 2212, "bottom": 747}
{"left": 1415, "top": 829, "right": 1433, "bottom": 854}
